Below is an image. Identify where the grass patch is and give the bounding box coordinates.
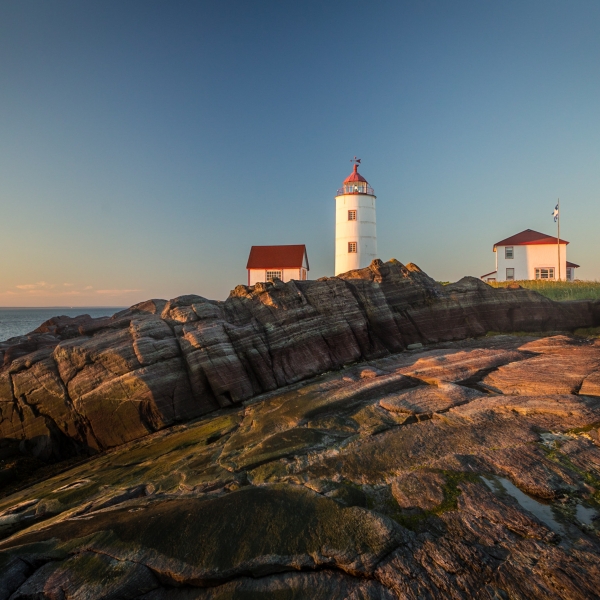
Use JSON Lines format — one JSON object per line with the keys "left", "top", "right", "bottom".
{"left": 574, "top": 327, "right": 600, "bottom": 338}
{"left": 484, "top": 330, "right": 564, "bottom": 338}
{"left": 487, "top": 280, "right": 600, "bottom": 302}
{"left": 566, "top": 421, "right": 600, "bottom": 435}
{"left": 539, "top": 443, "right": 600, "bottom": 508}
{"left": 366, "top": 470, "right": 480, "bottom": 532}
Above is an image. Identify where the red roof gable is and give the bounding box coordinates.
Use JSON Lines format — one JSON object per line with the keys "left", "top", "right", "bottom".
{"left": 246, "top": 245, "right": 308, "bottom": 270}
{"left": 480, "top": 270, "right": 497, "bottom": 279}
{"left": 494, "top": 229, "right": 569, "bottom": 249}
{"left": 344, "top": 164, "right": 368, "bottom": 184}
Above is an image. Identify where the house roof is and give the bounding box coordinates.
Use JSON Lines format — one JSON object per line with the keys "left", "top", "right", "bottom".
{"left": 480, "top": 270, "right": 497, "bottom": 279}
{"left": 494, "top": 229, "right": 569, "bottom": 249}
{"left": 246, "top": 245, "right": 309, "bottom": 270}
{"left": 567, "top": 261, "right": 580, "bottom": 268}
{"left": 343, "top": 164, "right": 368, "bottom": 184}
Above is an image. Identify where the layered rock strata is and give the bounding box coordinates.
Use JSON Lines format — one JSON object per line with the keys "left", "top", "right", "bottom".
{"left": 1, "top": 260, "right": 599, "bottom": 461}
{"left": 1, "top": 335, "right": 600, "bottom": 598}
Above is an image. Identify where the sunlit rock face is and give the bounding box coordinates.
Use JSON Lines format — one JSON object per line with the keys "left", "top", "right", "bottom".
{"left": 1, "top": 334, "right": 600, "bottom": 597}
{"left": 1, "top": 259, "right": 599, "bottom": 461}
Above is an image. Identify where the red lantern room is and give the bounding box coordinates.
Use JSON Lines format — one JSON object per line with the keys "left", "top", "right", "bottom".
{"left": 337, "top": 163, "right": 375, "bottom": 196}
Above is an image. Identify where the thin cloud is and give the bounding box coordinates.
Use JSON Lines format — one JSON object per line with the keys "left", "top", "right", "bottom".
{"left": 5, "top": 283, "right": 101, "bottom": 298}
{"left": 96, "top": 289, "right": 141, "bottom": 295}
{"left": 15, "top": 281, "right": 56, "bottom": 291}
{"left": 2, "top": 283, "right": 140, "bottom": 300}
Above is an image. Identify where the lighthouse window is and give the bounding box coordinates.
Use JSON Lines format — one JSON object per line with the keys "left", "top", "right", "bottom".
{"left": 348, "top": 210, "right": 357, "bottom": 221}
{"left": 266, "top": 270, "right": 282, "bottom": 282}
{"left": 348, "top": 242, "right": 357, "bottom": 253}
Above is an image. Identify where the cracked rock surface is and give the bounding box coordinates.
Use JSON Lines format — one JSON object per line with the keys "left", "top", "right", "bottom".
{"left": 1, "top": 332, "right": 600, "bottom": 598}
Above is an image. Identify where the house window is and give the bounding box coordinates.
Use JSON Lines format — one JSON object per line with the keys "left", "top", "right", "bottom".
{"left": 266, "top": 270, "right": 282, "bottom": 282}
{"left": 348, "top": 242, "right": 357, "bottom": 253}
{"left": 506, "top": 268, "right": 514, "bottom": 281}
{"left": 348, "top": 210, "right": 357, "bottom": 221}
{"left": 566, "top": 267, "right": 573, "bottom": 280}
{"left": 505, "top": 247, "right": 514, "bottom": 259}
{"left": 535, "top": 268, "right": 555, "bottom": 280}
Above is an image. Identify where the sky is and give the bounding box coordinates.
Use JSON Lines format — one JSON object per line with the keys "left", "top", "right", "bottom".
{"left": 1, "top": 0, "right": 599, "bottom": 307}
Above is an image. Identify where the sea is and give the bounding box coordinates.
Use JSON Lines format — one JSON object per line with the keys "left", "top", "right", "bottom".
{"left": 0, "top": 307, "right": 125, "bottom": 343}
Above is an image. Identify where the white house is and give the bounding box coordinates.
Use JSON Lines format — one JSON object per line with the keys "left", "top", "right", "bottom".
{"left": 480, "top": 229, "right": 580, "bottom": 282}
{"left": 335, "top": 160, "right": 377, "bottom": 275}
{"left": 246, "top": 245, "right": 309, "bottom": 286}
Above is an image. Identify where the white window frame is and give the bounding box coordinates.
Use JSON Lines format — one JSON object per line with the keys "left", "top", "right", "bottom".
{"left": 348, "top": 210, "right": 357, "bottom": 221}
{"left": 506, "top": 268, "right": 514, "bottom": 281}
{"left": 534, "top": 267, "right": 555, "bottom": 280}
{"left": 505, "top": 246, "right": 514, "bottom": 259}
{"left": 266, "top": 270, "right": 282, "bottom": 282}
{"left": 566, "top": 267, "right": 573, "bottom": 280}
{"left": 348, "top": 242, "right": 357, "bottom": 253}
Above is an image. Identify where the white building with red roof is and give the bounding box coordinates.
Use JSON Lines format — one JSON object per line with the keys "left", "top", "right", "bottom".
{"left": 481, "top": 229, "right": 580, "bottom": 282}
{"left": 334, "top": 159, "right": 377, "bottom": 275}
{"left": 246, "top": 245, "right": 309, "bottom": 286}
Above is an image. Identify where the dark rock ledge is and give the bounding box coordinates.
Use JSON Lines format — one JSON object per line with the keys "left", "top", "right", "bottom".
{"left": 1, "top": 260, "right": 597, "bottom": 461}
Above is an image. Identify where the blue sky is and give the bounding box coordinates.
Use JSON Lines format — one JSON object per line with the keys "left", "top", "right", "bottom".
{"left": 1, "top": 0, "right": 599, "bottom": 306}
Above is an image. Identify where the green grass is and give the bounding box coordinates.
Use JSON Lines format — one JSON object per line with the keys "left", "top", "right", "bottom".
{"left": 539, "top": 442, "right": 600, "bottom": 509}
{"left": 487, "top": 280, "right": 600, "bottom": 302}
{"left": 365, "top": 470, "right": 480, "bottom": 532}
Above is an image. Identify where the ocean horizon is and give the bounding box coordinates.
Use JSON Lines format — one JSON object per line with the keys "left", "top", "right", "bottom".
{"left": 0, "top": 307, "right": 125, "bottom": 342}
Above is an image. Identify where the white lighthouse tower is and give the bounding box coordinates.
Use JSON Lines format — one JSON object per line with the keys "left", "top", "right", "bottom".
{"left": 335, "top": 158, "right": 377, "bottom": 275}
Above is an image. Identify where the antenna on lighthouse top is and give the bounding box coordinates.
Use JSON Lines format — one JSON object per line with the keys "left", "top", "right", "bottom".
{"left": 351, "top": 157, "right": 361, "bottom": 166}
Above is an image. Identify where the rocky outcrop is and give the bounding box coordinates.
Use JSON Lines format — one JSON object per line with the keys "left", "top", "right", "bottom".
{"left": 1, "top": 334, "right": 600, "bottom": 598}
{"left": 1, "top": 260, "right": 599, "bottom": 462}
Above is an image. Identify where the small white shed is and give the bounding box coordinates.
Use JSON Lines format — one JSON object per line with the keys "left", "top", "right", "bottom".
{"left": 246, "top": 245, "right": 309, "bottom": 286}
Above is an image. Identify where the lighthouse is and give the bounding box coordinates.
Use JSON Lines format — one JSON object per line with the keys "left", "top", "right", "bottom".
{"left": 334, "top": 158, "right": 377, "bottom": 275}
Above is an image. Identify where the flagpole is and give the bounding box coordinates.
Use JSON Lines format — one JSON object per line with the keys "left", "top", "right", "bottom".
{"left": 557, "top": 198, "right": 560, "bottom": 281}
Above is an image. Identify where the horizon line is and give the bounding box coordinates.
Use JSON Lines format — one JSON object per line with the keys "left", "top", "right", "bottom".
{"left": 0, "top": 306, "right": 128, "bottom": 310}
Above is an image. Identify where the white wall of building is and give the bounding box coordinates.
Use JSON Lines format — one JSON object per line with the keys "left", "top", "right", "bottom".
{"left": 335, "top": 193, "right": 377, "bottom": 275}
{"left": 248, "top": 267, "right": 307, "bottom": 286}
{"left": 495, "top": 244, "right": 568, "bottom": 281}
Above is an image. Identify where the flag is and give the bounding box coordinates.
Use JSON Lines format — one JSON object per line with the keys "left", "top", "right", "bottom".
{"left": 552, "top": 204, "right": 559, "bottom": 222}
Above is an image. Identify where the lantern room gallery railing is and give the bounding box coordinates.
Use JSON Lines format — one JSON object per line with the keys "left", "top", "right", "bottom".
{"left": 336, "top": 184, "right": 375, "bottom": 196}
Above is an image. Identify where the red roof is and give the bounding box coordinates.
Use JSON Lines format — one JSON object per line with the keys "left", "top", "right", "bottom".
{"left": 480, "top": 270, "right": 497, "bottom": 279}
{"left": 246, "top": 245, "right": 309, "bottom": 270}
{"left": 567, "top": 261, "right": 580, "bottom": 268}
{"left": 494, "top": 229, "right": 569, "bottom": 249}
{"left": 343, "top": 164, "right": 368, "bottom": 184}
